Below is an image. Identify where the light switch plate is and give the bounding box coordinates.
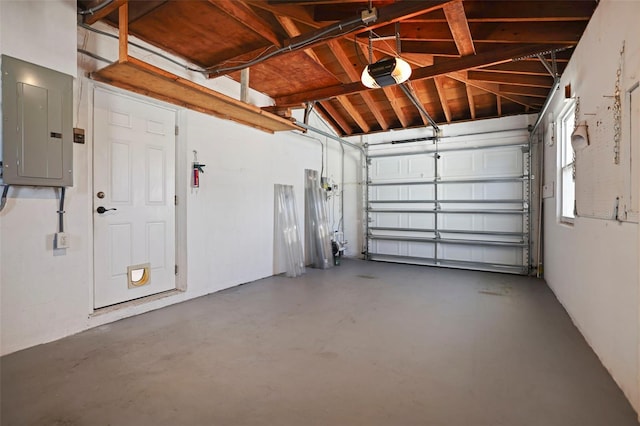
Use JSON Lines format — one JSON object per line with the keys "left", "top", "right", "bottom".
{"left": 54, "top": 232, "right": 69, "bottom": 249}
{"left": 542, "top": 183, "right": 554, "bottom": 199}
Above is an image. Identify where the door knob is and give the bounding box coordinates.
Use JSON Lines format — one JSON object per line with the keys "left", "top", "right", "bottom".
{"left": 96, "top": 206, "right": 117, "bottom": 214}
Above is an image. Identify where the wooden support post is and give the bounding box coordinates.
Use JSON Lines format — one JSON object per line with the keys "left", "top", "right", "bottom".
{"left": 240, "top": 68, "right": 250, "bottom": 103}
{"left": 118, "top": 1, "right": 128, "bottom": 63}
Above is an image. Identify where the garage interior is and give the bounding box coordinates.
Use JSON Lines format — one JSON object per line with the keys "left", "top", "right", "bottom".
{"left": 0, "top": 0, "right": 639, "bottom": 424}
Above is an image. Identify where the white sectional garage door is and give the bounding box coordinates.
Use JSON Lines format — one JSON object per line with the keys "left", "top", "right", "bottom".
{"left": 366, "top": 129, "right": 530, "bottom": 274}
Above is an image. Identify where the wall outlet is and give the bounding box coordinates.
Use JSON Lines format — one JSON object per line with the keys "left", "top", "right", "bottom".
{"left": 54, "top": 232, "right": 69, "bottom": 249}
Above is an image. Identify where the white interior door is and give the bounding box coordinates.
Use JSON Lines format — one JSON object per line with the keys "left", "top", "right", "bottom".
{"left": 93, "top": 88, "right": 176, "bottom": 308}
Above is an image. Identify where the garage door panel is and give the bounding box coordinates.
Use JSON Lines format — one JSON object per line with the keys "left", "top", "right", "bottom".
{"left": 407, "top": 155, "right": 435, "bottom": 177}
{"left": 372, "top": 186, "right": 402, "bottom": 201}
{"left": 483, "top": 215, "right": 523, "bottom": 233}
{"left": 408, "top": 185, "right": 435, "bottom": 200}
{"left": 481, "top": 150, "right": 522, "bottom": 176}
{"left": 372, "top": 240, "right": 403, "bottom": 256}
{"left": 482, "top": 182, "right": 523, "bottom": 199}
{"left": 440, "top": 214, "right": 474, "bottom": 230}
{"left": 373, "top": 158, "right": 402, "bottom": 179}
{"left": 408, "top": 242, "right": 436, "bottom": 258}
{"left": 440, "top": 152, "right": 474, "bottom": 178}
{"left": 408, "top": 214, "right": 435, "bottom": 229}
{"left": 371, "top": 212, "right": 402, "bottom": 227}
{"left": 441, "top": 244, "right": 521, "bottom": 265}
{"left": 440, "top": 183, "right": 474, "bottom": 199}
{"left": 366, "top": 131, "right": 530, "bottom": 275}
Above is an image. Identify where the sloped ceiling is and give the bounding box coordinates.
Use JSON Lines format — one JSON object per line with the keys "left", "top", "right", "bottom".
{"left": 78, "top": 0, "right": 598, "bottom": 136}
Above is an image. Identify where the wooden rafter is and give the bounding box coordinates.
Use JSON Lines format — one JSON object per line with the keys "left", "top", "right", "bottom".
{"left": 383, "top": 86, "right": 411, "bottom": 128}
{"left": 404, "top": 82, "right": 432, "bottom": 126}
{"left": 467, "top": 71, "right": 553, "bottom": 87}
{"left": 433, "top": 77, "right": 452, "bottom": 123}
{"left": 462, "top": 1, "right": 596, "bottom": 22}
{"left": 447, "top": 71, "right": 540, "bottom": 109}
{"left": 209, "top": 0, "right": 283, "bottom": 48}
{"left": 337, "top": 95, "right": 370, "bottom": 133}
{"left": 245, "top": 0, "right": 319, "bottom": 28}
{"left": 466, "top": 84, "right": 476, "bottom": 119}
{"left": 209, "top": 1, "right": 451, "bottom": 77}
{"left": 498, "top": 84, "right": 550, "bottom": 98}
{"left": 118, "top": 1, "right": 128, "bottom": 63}
{"left": 78, "top": 0, "right": 598, "bottom": 134}
{"left": 328, "top": 39, "right": 389, "bottom": 130}
{"left": 320, "top": 101, "right": 354, "bottom": 134}
{"left": 84, "top": 0, "right": 128, "bottom": 25}
{"left": 275, "top": 16, "right": 333, "bottom": 75}
{"left": 443, "top": 0, "right": 475, "bottom": 56}
{"left": 275, "top": 43, "right": 566, "bottom": 106}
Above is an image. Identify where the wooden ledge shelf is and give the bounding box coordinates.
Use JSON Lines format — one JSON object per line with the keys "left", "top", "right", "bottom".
{"left": 91, "top": 56, "right": 303, "bottom": 134}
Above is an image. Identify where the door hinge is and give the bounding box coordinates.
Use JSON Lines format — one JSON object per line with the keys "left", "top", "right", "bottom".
{"left": 175, "top": 125, "right": 179, "bottom": 136}
{"left": 175, "top": 265, "right": 178, "bottom": 275}
{"left": 174, "top": 195, "right": 178, "bottom": 205}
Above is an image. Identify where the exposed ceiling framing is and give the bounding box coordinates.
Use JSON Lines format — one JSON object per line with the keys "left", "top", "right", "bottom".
{"left": 78, "top": 0, "right": 598, "bottom": 136}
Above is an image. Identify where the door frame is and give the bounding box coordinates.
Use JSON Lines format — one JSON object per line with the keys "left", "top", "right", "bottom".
{"left": 89, "top": 83, "right": 187, "bottom": 310}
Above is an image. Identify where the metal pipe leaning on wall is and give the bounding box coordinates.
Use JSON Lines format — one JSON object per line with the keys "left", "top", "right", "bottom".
{"left": 295, "top": 121, "right": 367, "bottom": 253}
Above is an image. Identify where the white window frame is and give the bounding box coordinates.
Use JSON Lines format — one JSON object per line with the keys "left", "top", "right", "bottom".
{"left": 558, "top": 100, "right": 576, "bottom": 224}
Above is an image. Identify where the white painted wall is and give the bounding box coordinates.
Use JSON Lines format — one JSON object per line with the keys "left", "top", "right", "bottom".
{"left": 0, "top": 0, "right": 361, "bottom": 355}
{"left": 539, "top": 0, "right": 640, "bottom": 413}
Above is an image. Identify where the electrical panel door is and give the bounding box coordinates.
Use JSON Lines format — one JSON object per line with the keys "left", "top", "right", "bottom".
{"left": 2, "top": 55, "right": 73, "bottom": 187}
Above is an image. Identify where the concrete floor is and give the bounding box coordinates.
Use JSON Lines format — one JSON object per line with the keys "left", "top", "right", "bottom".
{"left": 1, "top": 259, "right": 638, "bottom": 426}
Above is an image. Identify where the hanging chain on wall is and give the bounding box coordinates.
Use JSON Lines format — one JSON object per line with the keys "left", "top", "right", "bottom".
{"left": 572, "top": 97, "right": 580, "bottom": 180}
{"left": 613, "top": 42, "right": 625, "bottom": 165}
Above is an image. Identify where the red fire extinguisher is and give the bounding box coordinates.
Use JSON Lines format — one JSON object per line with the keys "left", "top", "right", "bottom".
{"left": 192, "top": 150, "right": 206, "bottom": 188}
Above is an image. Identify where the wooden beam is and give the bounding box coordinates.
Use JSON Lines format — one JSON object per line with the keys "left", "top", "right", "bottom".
{"left": 269, "top": 0, "right": 384, "bottom": 5}
{"left": 313, "top": 104, "right": 347, "bottom": 136}
{"left": 328, "top": 39, "right": 389, "bottom": 130}
{"left": 498, "top": 84, "right": 550, "bottom": 98}
{"left": 404, "top": 82, "right": 432, "bottom": 126}
{"left": 443, "top": 0, "right": 475, "bottom": 56}
{"left": 286, "top": 1, "right": 451, "bottom": 49}
{"left": 118, "top": 1, "right": 128, "bottom": 63}
{"left": 244, "top": 0, "right": 319, "bottom": 28}
{"left": 320, "top": 101, "right": 354, "bottom": 135}
{"left": 383, "top": 85, "right": 410, "bottom": 128}
{"left": 209, "top": 0, "right": 283, "bottom": 48}
{"left": 313, "top": 1, "right": 442, "bottom": 22}
{"left": 481, "top": 61, "right": 566, "bottom": 76}
{"left": 337, "top": 96, "right": 370, "bottom": 133}
{"left": 276, "top": 15, "right": 331, "bottom": 73}
{"left": 466, "top": 84, "right": 476, "bottom": 119}
{"left": 275, "top": 43, "right": 566, "bottom": 106}
{"left": 463, "top": 1, "right": 597, "bottom": 22}
{"left": 398, "top": 41, "right": 460, "bottom": 56}
{"left": 84, "top": 0, "right": 128, "bottom": 25}
{"left": 468, "top": 21, "right": 586, "bottom": 44}
{"left": 91, "top": 56, "right": 303, "bottom": 133}
{"left": 447, "top": 71, "right": 540, "bottom": 109}
{"left": 433, "top": 76, "right": 452, "bottom": 123}
{"left": 209, "top": 1, "right": 451, "bottom": 77}
{"left": 467, "top": 71, "right": 554, "bottom": 88}
{"left": 370, "top": 21, "right": 586, "bottom": 44}
{"left": 497, "top": 94, "right": 502, "bottom": 116}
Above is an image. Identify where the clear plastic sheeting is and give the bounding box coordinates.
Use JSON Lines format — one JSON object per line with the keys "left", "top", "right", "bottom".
{"left": 304, "top": 169, "right": 334, "bottom": 269}
{"left": 274, "top": 184, "right": 306, "bottom": 277}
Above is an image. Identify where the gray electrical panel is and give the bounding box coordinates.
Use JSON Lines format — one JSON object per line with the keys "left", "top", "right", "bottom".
{"left": 2, "top": 55, "right": 73, "bottom": 187}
